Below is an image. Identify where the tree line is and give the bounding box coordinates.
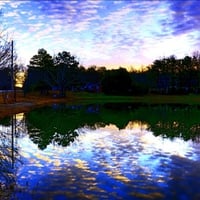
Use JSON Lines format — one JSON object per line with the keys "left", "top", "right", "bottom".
{"left": 147, "top": 53, "right": 200, "bottom": 94}
{"left": 23, "top": 48, "right": 200, "bottom": 96}
{"left": 23, "top": 48, "right": 135, "bottom": 96}
{"left": 1, "top": 9, "right": 200, "bottom": 97}
{"left": 1, "top": 45, "right": 200, "bottom": 96}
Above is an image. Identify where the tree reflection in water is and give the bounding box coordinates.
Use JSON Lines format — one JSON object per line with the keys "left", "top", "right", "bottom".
{"left": 0, "top": 103, "right": 200, "bottom": 199}
{"left": 0, "top": 114, "right": 24, "bottom": 199}
{"left": 24, "top": 103, "right": 200, "bottom": 149}
{"left": 142, "top": 104, "right": 200, "bottom": 142}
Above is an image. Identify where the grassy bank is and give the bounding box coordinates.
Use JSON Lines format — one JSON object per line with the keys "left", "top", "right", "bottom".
{"left": 75, "top": 92, "right": 200, "bottom": 105}
{"left": 1, "top": 91, "right": 200, "bottom": 119}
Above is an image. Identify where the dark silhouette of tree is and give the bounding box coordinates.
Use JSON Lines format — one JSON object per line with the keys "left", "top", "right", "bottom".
{"left": 101, "top": 68, "right": 132, "bottom": 95}
{"left": 24, "top": 50, "right": 80, "bottom": 96}
{"left": 79, "top": 66, "right": 102, "bottom": 92}
{"left": 54, "top": 51, "right": 79, "bottom": 68}
{"left": 130, "top": 71, "right": 149, "bottom": 95}
{"left": 23, "top": 67, "right": 50, "bottom": 95}
{"left": 28, "top": 48, "right": 53, "bottom": 69}
{"left": 25, "top": 48, "right": 54, "bottom": 94}
{"left": 148, "top": 56, "right": 177, "bottom": 94}
{"left": 147, "top": 54, "right": 200, "bottom": 94}
{"left": 53, "top": 51, "right": 79, "bottom": 96}
{"left": 23, "top": 46, "right": 200, "bottom": 96}
{"left": 191, "top": 51, "right": 200, "bottom": 92}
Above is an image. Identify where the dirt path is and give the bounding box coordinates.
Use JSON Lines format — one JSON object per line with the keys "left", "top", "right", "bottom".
{"left": 0, "top": 91, "right": 73, "bottom": 119}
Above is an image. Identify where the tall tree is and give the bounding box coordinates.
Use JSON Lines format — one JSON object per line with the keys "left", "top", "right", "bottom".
{"left": 54, "top": 51, "right": 79, "bottom": 69}
{"left": 0, "top": 10, "right": 13, "bottom": 69}
{"left": 0, "top": 39, "right": 11, "bottom": 69}
{"left": 25, "top": 49, "right": 54, "bottom": 94}
{"left": 53, "top": 51, "right": 79, "bottom": 96}
{"left": 28, "top": 48, "right": 53, "bottom": 69}
{"left": 101, "top": 68, "right": 132, "bottom": 95}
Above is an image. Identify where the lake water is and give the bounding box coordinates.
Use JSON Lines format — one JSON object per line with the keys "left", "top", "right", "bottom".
{"left": 1, "top": 103, "right": 200, "bottom": 200}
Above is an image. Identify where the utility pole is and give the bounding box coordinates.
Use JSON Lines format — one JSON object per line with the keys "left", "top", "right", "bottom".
{"left": 11, "top": 40, "right": 16, "bottom": 102}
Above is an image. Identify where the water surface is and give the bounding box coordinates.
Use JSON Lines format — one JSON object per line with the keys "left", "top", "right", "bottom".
{"left": 1, "top": 103, "right": 200, "bottom": 199}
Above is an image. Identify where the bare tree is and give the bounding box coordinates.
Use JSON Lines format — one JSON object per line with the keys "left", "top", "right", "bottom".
{"left": 0, "top": 31, "right": 12, "bottom": 69}
{"left": 0, "top": 11, "right": 17, "bottom": 103}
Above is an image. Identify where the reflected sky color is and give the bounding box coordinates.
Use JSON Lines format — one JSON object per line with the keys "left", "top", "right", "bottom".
{"left": 10, "top": 121, "right": 200, "bottom": 199}
{"left": 1, "top": 0, "right": 200, "bottom": 69}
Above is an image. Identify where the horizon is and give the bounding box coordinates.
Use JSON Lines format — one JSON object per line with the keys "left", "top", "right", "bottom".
{"left": 1, "top": 0, "right": 200, "bottom": 69}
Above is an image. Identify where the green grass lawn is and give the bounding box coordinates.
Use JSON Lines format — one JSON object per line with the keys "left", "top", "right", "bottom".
{"left": 71, "top": 92, "right": 200, "bottom": 105}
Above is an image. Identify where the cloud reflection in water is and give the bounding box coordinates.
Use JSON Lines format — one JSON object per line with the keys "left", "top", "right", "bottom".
{"left": 14, "top": 121, "right": 200, "bottom": 199}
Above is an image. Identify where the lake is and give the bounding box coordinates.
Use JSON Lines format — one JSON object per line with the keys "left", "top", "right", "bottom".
{"left": 1, "top": 103, "right": 200, "bottom": 199}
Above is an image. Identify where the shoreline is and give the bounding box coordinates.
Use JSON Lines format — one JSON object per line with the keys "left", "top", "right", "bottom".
{"left": 0, "top": 92, "right": 73, "bottom": 119}
{"left": 1, "top": 92, "right": 200, "bottom": 119}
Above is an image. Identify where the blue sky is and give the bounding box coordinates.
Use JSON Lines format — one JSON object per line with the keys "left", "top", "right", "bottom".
{"left": 0, "top": 0, "right": 200, "bottom": 69}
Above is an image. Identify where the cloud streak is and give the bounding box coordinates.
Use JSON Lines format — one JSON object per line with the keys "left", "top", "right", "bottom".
{"left": 1, "top": 0, "right": 200, "bottom": 68}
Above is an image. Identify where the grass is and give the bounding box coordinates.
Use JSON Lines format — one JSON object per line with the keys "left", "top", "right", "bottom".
{"left": 1, "top": 90, "right": 200, "bottom": 119}
{"left": 74, "top": 92, "right": 200, "bottom": 105}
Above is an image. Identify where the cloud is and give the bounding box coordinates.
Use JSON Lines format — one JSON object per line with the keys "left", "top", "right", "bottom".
{"left": 9, "top": 1, "right": 27, "bottom": 8}
{"left": 166, "top": 0, "right": 200, "bottom": 35}
{"left": 36, "top": 0, "right": 102, "bottom": 23}
{"left": 91, "top": 1, "right": 171, "bottom": 61}
{"left": 4, "top": 10, "right": 19, "bottom": 17}
{"left": 28, "top": 15, "right": 36, "bottom": 20}
{"left": 1, "top": 0, "right": 200, "bottom": 68}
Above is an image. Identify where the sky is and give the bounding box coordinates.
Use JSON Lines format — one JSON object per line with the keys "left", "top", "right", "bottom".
{"left": 0, "top": 0, "right": 200, "bottom": 69}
